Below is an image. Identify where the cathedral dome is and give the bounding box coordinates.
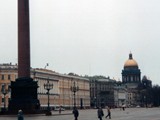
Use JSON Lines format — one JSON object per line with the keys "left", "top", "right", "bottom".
{"left": 124, "top": 53, "right": 138, "bottom": 68}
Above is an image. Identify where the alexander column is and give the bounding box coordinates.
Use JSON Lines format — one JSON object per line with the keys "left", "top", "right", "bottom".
{"left": 18, "top": 0, "right": 30, "bottom": 78}
{"left": 8, "top": 0, "right": 40, "bottom": 113}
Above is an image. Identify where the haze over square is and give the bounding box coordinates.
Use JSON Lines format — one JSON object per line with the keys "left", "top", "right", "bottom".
{"left": 0, "top": 0, "right": 160, "bottom": 85}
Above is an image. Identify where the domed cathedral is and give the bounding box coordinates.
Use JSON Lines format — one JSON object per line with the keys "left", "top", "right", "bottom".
{"left": 122, "top": 53, "right": 141, "bottom": 88}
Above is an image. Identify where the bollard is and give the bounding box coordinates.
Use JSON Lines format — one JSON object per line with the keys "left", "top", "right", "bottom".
{"left": 18, "top": 110, "right": 24, "bottom": 120}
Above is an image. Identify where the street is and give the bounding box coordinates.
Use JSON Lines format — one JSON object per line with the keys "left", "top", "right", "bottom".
{"left": 1, "top": 107, "right": 160, "bottom": 120}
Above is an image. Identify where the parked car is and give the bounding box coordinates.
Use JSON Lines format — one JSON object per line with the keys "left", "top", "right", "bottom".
{"left": 54, "top": 107, "right": 65, "bottom": 111}
{"left": 136, "top": 105, "right": 140, "bottom": 108}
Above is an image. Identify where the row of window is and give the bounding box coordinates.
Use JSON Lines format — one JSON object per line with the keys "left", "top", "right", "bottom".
{"left": 1, "top": 84, "right": 11, "bottom": 92}
{"left": 0, "top": 74, "right": 17, "bottom": 80}
{"left": 1, "top": 75, "right": 10, "bottom": 80}
{"left": 123, "top": 76, "right": 140, "bottom": 82}
{"left": 1, "top": 98, "right": 10, "bottom": 102}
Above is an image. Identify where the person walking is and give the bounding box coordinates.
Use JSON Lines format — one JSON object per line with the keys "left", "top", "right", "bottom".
{"left": 59, "top": 106, "right": 62, "bottom": 114}
{"left": 97, "top": 107, "right": 104, "bottom": 120}
{"left": 17, "top": 110, "right": 24, "bottom": 120}
{"left": 73, "top": 107, "right": 79, "bottom": 120}
{"left": 105, "top": 106, "right": 111, "bottom": 119}
{"left": 122, "top": 104, "right": 125, "bottom": 111}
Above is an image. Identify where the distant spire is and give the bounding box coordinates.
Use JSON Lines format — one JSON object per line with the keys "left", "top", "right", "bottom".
{"left": 44, "top": 63, "right": 49, "bottom": 69}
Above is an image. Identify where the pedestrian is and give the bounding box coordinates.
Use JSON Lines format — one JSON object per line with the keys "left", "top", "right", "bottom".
{"left": 73, "top": 107, "right": 79, "bottom": 120}
{"left": 17, "top": 109, "right": 24, "bottom": 120}
{"left": 59, "top": 106, "right": 61, "bottom": 114}
{"left": 97, "top": 107, "right": 104, "bottom": 120}
{"left": 122, "top": 104, "right": 125, "bottom": 111}
{"left": 105, "top": 106, "right": 111, "bottom": 119}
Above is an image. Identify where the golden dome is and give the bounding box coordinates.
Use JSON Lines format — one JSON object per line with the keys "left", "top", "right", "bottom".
{"left": 124, "top": 53, "right": 138, "bottom": 67}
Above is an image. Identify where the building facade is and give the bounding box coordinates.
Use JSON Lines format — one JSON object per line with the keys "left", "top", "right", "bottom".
{"left": 122, "top": 53, "right": 141, "bottom": 86}
{"left": 114, "top": 84, "right": 128, "bottom": 107}
{"left": 121, "top": 53, "right": 152, "bottom": 107}
{"left": 121, "top": 53, "right": 141, "bottom": 106}
{"left": 0, "top": 63, "right": 90, "bottom": 110}
{"left": 0, "top": 63, "right": 17, "bottom": 110}
{"left": 90, "top": 77, "right": 116, "bottom": 108}
{"left": 141, "top": 76, "right": 152, "bottom": 89}
{"left": 33, "top": 68, "right": 90, "bottom": 109}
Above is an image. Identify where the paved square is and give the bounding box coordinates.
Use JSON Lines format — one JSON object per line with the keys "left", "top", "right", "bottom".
{"left": 1, "top": 108, "right": 160, "bottom": 120}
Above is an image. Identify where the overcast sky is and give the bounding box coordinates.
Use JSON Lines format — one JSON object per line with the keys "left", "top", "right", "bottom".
{"left": 0, "top": 0, "right": 160, "bottom": 85}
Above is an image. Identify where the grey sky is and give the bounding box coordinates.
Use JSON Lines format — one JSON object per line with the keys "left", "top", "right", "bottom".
{"left": 0, "top": 0, "right": 160, "bottom": 85}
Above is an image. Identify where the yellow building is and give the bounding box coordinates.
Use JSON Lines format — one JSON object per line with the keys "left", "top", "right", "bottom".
{"left": 0, "top": 63, "right": 90, "bottom": 110}
{"left": 0, "top": 63, "right": 18, "bottom": 110}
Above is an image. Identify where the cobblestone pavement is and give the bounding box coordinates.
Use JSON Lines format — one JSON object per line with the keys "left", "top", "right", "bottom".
{"left": 1, "top": 107, "right": 160, "bottom": 120}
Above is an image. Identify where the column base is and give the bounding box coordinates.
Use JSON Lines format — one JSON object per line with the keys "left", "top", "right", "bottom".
{"left": 8, "top": 77, "right": 40, "bottom": 114}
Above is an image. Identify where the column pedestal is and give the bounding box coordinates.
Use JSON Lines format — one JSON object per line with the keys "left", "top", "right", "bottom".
{"left": 8, "top": 77, "right": 40, "bottom": 113}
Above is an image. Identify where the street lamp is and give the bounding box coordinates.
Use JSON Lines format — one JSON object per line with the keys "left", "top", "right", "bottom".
{"left": 94, "top": 97, "right": 97, "bottom": 108}
{"left": 70, "top": 81, "right": 79, "bottom": 108}
{"left": 44, "top": 79, "right": 53, "bottom": 115}
{"left": 1, "top": 84, "right": 8, "bottom": 112}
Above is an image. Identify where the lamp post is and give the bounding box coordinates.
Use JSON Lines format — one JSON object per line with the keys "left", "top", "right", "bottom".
{"left": 94, "top": 97, "right": 97, "bottom": 108}
{"left": 70, "top": 81, "right": 79, "bottom": 108}
{"left": 44, "top": 79, "right": 53, "bottom": 115}
{"left": 1, "top": 84, "right": 8, "bottom": 112}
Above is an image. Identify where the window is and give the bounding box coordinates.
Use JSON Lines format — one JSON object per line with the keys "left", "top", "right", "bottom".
{"left": 8, "top": 75, "right": 11, "bottom": 80}
{"left": 8, "top": 84, "right": 11, "bottom": 92}
{"left": 2, "top": 98, "right": 4, "bottom": 102}
{"left": 2, "top": 75, "right": 4, "bottom": 80}
{"left": 1, "top": 84, "right": 5, "bottom": 91}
